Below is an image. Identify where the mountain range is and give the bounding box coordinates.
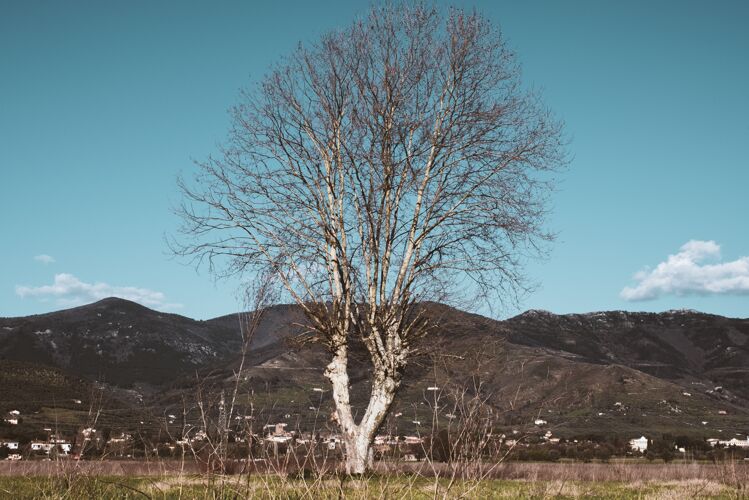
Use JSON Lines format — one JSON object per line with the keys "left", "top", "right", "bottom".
{"left": 1, "top": 298, "right": 748, "bottom": 438}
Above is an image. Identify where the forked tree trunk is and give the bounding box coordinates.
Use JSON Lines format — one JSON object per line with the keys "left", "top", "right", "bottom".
{"left": 325, "top": 345, "right": 399, "bottom": 474}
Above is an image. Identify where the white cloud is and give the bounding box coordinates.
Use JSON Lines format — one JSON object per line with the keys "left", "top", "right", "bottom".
{"left": 33, "top": 254, "right": 56, "bottom": 264}
{"left": 621, "top": 240, "right": 749, "bottom": 301}
{"left": 16, "top": 273, "right": 183, "bottom": 310}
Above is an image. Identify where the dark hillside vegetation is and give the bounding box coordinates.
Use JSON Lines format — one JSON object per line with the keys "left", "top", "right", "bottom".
{"left": 1, "top": 299, "right": 748, "bottom": 440}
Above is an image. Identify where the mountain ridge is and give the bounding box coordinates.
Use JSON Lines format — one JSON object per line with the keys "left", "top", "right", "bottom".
{"left": 5, "top": 297, "right": 744, "bottom": 323}
{"left": 2, "top": 297, "right": 748, "bottom": 437}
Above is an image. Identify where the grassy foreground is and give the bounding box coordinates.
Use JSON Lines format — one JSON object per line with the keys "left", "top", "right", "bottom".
{"left": 0, "top": 474, "right": 745, "bottom": 499}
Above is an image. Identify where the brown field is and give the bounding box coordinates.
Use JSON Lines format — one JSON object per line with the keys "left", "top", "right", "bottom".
{"left": 378, "top": 460, "right": 749, "bottom": 483}
{"left": 2, "top": 459, "right": 747, "bottom": 482}
{"left": 0, "top": 461, "right": 747, "bottom": 498}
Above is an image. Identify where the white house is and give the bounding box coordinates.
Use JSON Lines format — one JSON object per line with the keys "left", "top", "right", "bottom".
{"left": 711, "top": 437, "right": 749, "bottom": 448}
{"left": 108, "top": 433, "right": 133, "bottom": 444}
{"left": 323, "top": 435, "right": 341, "bottom": 450}
{"left": 30, "top": 441, "right": 52, "bottom": 452}
{"left": 403, "top": 436, "right": 423, "bottom": 445}
{"left": 192, "top": 430, "right": 208, "bottom": 442}
{"left": 629, "top": 436, "right": 648, "bottom": 452}
{"left": 534, "top": 419, "right": 547, "bottom": 426}
{"left": 38, "top": 435, "right": 72, "bottom": 454}
{"left": 2, "top": 441, "right": 20, "bottom": 450}
{"left": 81, "top": 427, "right": 97, "bottom": 440}
{"left": 267, "top": 434, "right": 292, "bottom": 443}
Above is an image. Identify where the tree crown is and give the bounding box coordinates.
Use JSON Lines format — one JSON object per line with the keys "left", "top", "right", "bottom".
{"left": 176, "top": 5, "right": 566, "bottom": 346}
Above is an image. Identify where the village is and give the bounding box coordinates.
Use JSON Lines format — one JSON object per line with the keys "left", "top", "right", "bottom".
{"left": 3, "top": 407, "right": 749, "bottom": 463}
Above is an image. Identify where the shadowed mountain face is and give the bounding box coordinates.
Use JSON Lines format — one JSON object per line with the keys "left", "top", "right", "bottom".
{"left": 0, "top": 299, "right": 309, "bottom": 387}
{"left": 1, "top": 299, "right": 748, "bottom": 436}
{"left": 0, "top": 298, "right": 244, "bottom": 387}
{"left": 504, "top": 309, "right": 749, "bottom": 400}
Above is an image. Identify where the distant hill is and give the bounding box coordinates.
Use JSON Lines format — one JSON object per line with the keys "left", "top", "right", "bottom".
{"left": 0, "top": 298, "right": 243, "bottom": 387}
{"left": 1, "top": 299, "right": 748, "bottom": 438}
{"left": 504, "top": 309, "right": 749, "bottom": 400}
{"left": 198, "top": 303, "right": 749, "bottom": 437}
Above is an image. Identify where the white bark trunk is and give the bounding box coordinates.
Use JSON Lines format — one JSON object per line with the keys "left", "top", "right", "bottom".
{"left": 325, "top": 346, "right": 399, "bottom": 474}
{"left": 344, "top": 432, "right": 374, "bottom": 474}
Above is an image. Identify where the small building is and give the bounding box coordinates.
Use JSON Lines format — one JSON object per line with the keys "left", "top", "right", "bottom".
{"left": 323, "top": 435, "right": 341, "bottom": 450}
{"left": 6, "top": 454, "right": 22, "bottom": 461}
{"left": 30, "top": 441, "right": 52, "bottom": 452}
{"left": 264, "top": 423, "right": 293, "bottom": 444}
{"left": 30, "top": 437, "right": 71, "bottom": 454}
{"left": 267, "top": 434, "right": 292, "bottom": 443}
{"left": 191, "top": 430, "right": 208, "bottom": 442}
{"left": 81, "top": 427, "right": 96, "bottom": 440}
{"left": 629, "top": 436, "right": 648, "bottom": 452}
{"left": 1, "top": 440, "right": 19, "bottom": 450}
{"left": 107, "top": 432, "right": 133, "bottom": 444}
{"left": 714, "top": 437, "right": 749, "bottom": 448}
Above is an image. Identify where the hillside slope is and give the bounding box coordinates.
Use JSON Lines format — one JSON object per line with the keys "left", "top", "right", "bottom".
{"left": 505, "top": 309, "right": 749, "bottom": 400}
{"left": 2, "top": 299, "right": 748, "bottom": 437}
{"left": 0, "top": 298, "right": 243, "bottom": 387}
{"left": 160, "top": 303, "right": 749, "bottom": 437}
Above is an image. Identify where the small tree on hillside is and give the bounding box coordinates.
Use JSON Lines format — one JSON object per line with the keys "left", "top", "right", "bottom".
{"left": 176, "top": 5, "right": 565, "bottom": 474}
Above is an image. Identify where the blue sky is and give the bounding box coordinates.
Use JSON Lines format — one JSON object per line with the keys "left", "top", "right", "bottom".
{"left": 1, "top": 1, "right": 747, "bottom": 319}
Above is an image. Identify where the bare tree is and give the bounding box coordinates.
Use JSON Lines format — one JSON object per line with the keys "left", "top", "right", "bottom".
{"left": 176, "top": 5, "right": 565, "bottom": 474}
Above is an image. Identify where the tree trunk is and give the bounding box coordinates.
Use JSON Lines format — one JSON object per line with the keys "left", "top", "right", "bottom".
{"left": 343, "top": 431, "right": 373, "bottom": 475}
{"left": 325, "top": 346, "right": 400, "bottom": 474}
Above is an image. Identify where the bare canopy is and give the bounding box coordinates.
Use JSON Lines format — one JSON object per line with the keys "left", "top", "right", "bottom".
{"left": 176, "top": 5, "right": 565, "bottom": 474}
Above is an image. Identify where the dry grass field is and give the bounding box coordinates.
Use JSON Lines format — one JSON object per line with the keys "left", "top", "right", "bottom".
{"left": 0, "top": 461, "right": 746, "bottom": 499}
